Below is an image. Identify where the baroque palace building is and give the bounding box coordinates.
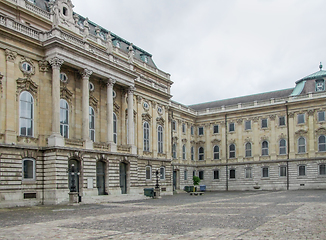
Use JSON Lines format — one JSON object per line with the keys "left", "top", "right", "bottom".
{"left": 0, "top": 0, "right": 326, "bottom": 207}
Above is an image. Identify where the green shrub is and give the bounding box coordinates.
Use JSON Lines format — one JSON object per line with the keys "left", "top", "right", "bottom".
{"left": 193, "top": 176, "right": 200, "bottom": 186}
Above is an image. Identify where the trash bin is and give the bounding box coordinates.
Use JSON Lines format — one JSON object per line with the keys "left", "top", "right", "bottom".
{"left": 184, "top": 186, "right": 191, "bottom": 192}
{"left": 200, "top": 185, "right": 206, "bottom": 192}
{"left": 144, "top": 188, "right": 154, "bottom": 197}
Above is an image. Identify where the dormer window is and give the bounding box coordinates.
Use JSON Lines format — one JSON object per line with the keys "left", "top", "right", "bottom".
{"left": 316, "top": 79, "right": 324, "bottom": 92}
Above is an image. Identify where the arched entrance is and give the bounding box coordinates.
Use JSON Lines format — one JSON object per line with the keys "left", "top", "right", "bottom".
{"left": 96, "top": 161, "right": 106, "bottom": 195}
{"left": 119, "top": 162, "right": 127, "bottom": 194}
{"left": 68, "top": 159, "right": 80, "bottom": 193}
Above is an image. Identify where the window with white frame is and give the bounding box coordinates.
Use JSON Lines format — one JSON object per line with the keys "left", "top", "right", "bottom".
{"left": 261, "top": 118, "right": 268, "bottom": 128}
{"left": 318, "top": 111, "right": 325, "bottom": 122}
{"left": 229, "top": 122, "right": 235, "bottom": 132}
{"left": 262, "top": 141, "right": 269, "bottom": 156}
{"left": 143, "top": 121, "right": 150, "bottom": 151}
{"left": 298, "top": 137, "right": 306, "bottom": 153}
{"left": 245, "top": 142, "right": 252, "bottom": 157}
{"left": 182, "top": 144, "right": 186, "bottom": 160}
{"left": 199, "top": 170, "right": 204, "bottom": 180}
{"left": 298, "top": 165, "right": 306, "bottom": 176}
{"left": 318, "top": 135, "right": 326, "bottom": 152}
{"left": 158, "top": 125, "right": 163, "bottom": 153}
{"left": 214, "top": 169, "right": 219, "bottom": 179}
{"left": 319, "top": 164, "right": 326, "bottom": 175}
{"left": 198, "top": 147, "right": 204, "bottom": 160}
{"left": 20, "top": 91, "right": 34, "bottom": 137}
{"left": 113, "top": 113, "right": 117, "bottom": 144}
{"left": 245, "top": 167, "right": 252, "bottom": 178}
{"left": 213, "top": 145, "right": 219, "bottom": 159}
{"left": 146, "top": 166, "right": 151, "bottom": 180}
{"left": 297, "top": 113, "right": 305, "bottom": 124}
{"left": 229, "top": 169, "right": 235, "bottom": 179}
{"left": 182, "top": 123, "right": 186, "bottom": 133}
{"left": 160, "top": 166, "right": 165, "bottom": 180}
{"left": 229, "top": 144, "right": 236, "bottom": 158}
{"left": 89, "top": 106, "right": 95, "bottom": 141}
{"left": 60, "top": 99, "right": 69, "bottom": 138}
{"left": 213, "top": 125, "right": 219, "bottom": 134}
{"left": 280, "top": 166, "right": 287, "bottom": 177}
{"left": 262, "top": 167, "right": 269, "bottom": 178}
{"left": 279, "top": 139, "right": 286, "bottom": 155}
{"left": 279, "top": 116, "right": 286, "bottom": 126}
{"left": 172, "top": 143, "right": 177, "bottom": 159}
{"left": 184, "top": 170, "right": 188, "bottom": 180}
{"left": 191, "top": 146, "right": 194, "bottom": 161}
{"left": 245, "top": 120, "right": 251, "bottom": 130}
{"left": 22, "top": 158, "right": 35, "bottom": 180}
{"left": 316, "top": 79, "right": 325, "bottom": 91}
{"left": 198, "top": 126, "right": 204, "bottom": 135}
{"left": 191, "top": 126, "right": 194, "bottom": 135}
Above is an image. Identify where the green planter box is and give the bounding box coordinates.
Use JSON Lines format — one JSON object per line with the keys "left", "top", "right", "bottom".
{"left": 144, "top": 188, "right": 154, "bottom": 197}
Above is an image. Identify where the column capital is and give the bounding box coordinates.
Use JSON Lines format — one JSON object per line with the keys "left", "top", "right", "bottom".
{"left": 5, "top": 49, "right": 17, "bottom": 62}
{"left": 48, "top": 57, "right": 64, "bottom": 69}
{"left": 80, "top": 68, "right": 93, "bottom": 79}
{"left": 107, "top": 78, "right": 116, "bottom": 87}
{"left": 128, "top": 86, "right": 136, "bottom": 94}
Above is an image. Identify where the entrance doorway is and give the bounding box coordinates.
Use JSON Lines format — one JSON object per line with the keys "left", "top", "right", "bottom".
{"left": 68, "top": 160, "right": 80, "bottom": 193}
{"left": 119, "top": 162, "right": 127, "bottom": 194}
{"left": 96, "top": 161, "right": 106, "bottom": 195}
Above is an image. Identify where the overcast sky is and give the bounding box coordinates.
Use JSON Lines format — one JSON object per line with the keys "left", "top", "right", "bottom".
{"left": 74, "top": 0, "right": 325, "bottom": 105}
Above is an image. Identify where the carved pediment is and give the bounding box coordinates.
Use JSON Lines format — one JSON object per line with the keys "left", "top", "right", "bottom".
{"left": 142, "top": 113, "right": 152, "bottom": 122}
{"left": 316, "top": 127, "right": 326, "bottom": 135}
{"left": 211, "top": 139, "right": 221, "bottom": 144}
{"left": 172, "top": 136, "right": 178, "bottom": 142}
{"left": 295, "top": 129, "right": 308, "bottom": 136}
{"left": 89, "top": 94, "right": 98, "bottom": 111}
{"left": 16, "top": 78, "right": 38, "bottom": 96}
{"left": 196, "top": 141, "right": 205, "bottom": 145}
{"left": 182, "top": 138, "right": 187, "bottom": 143}
{"left": 60, "top": 86, "right": 73, "bottom": 102}
{"left": 156, "top": 116, "right": 165, "bottom": 126}
{"left": 114, "top": 102, "right": 120, "bottom": 114}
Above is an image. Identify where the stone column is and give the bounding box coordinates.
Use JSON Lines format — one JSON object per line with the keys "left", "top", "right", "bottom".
{"left": 270, "top": 115, "right": 277, "bottom": 158}
{"left": 4, "top": 49, "right": 17, "bottom": 144}
{"left": 107, "top": 78, "right": 116, "bottom": 151}
{"left": 236, "top": 119, "right": 243, "bottom": 161}
{"left": 288, "top": 112, "right": 295, "bottom": 159}
{"left": 308, "top": 110, "right": 315, "bottom": 158}
{"left": 48, "top": 57, "right": 64, "bottom": 146}
{"left": 127, "top": 86, "right": 136, "bottom": 154}
{"left": 81, "top": 68, "right": 93, "bottom": 149}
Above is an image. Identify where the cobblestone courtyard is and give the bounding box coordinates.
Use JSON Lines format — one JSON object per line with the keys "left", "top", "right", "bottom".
{"left": 0, "top": 190, "right": 325, "bottom": 239}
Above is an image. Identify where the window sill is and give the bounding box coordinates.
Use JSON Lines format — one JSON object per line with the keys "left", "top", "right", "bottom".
{"left": 22, "top": 179, "right": 36, "bottom": 184}
{"left": 261, "top": 177, "right": 270, "bottom": 180}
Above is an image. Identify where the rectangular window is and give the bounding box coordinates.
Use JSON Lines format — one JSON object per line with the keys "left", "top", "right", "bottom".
{"left": 298, "top": 165, "right": 306, "bottom": 176}
{"left": 261, "top": 118, "right": 268, "bottom": 128}
{"left": 182, "top": 123, "right": 186, "bottom": 133}
{"left": 319, "top": 164, "right": 326, "bottom": 175}
{"left": 160, "top": 167, "right": 165, "bottom": 180}
{"left": 213, "top": 125, "right": 219, "bottom": 134}
{"left": 184, "top": 170, "right": 188, "bottom": 180}
{"left": 198, "top": 126, "right": 204, "bottom": 135}
{"left": 229, "top": 123, "right": 235, "bottom": 132}
{"left": 172, "top": 121, "right": 176, "bottom": 131}
{"left": 193, "top": 170, "right": 196, "bottom": 177}
{"left": 245, "top": 168, "right": 252, "bottom": 178}
{"left": 297, "top": 113, "right": 305, "bottom": 124}
{"left": 146, "top": 166, "right": 151, "bottom": 180}
{"left": 262, "top": 167, "right": 269, "bottom": 178}
{"left": 280, "top": 166, "right": 287, "bottom": 177}
{"left": 229, "top": 169, "right": 235, "bottom": 179}
{"left": 245, "top": 120, "right": 251, "bottom": 130}
{"left": 199, "top": 170, "right": 204, "bottom": 180}
{"left": 318, "top": 111, "right": 325, "bottom": 122}
{"left": 279, "top": 116, "right": 286, "bottom": 126}
{"left": 191, "top": 126, "right": 194, "bottom": 135}
{"left": 214, "top": 170, "right": 219, "bottom": 179}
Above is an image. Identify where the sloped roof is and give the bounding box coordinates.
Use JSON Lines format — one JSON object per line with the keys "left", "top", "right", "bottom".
{"left": 188, "top": 88, "right": 294, "bottom": 111}
{"left": 297, "top": 69, "right": 326, "bottom": 83}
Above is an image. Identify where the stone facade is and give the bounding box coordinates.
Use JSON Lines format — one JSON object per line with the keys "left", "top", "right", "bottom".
{"left": 0, "top": 0, "right": 326, "bottom": 208}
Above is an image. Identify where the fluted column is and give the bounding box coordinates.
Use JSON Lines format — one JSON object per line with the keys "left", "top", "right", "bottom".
{"left": 127, "top": 86, "right": 137, "bottom": 154}
{"left": 107, "top": 78, "right": 116, "bottom": 149}
{"left": 81, "top": 68, "right": 93, "bottom": 148}
{"left": 48, "top": 57, "right": 64, "bottom": 146}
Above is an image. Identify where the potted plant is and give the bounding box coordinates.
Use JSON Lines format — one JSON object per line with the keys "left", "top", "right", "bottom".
{"left": 193, "top": 176, "right": 200, "bottom": 192}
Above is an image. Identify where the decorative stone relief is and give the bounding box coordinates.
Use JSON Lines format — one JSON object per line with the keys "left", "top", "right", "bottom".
{"left": 19, "top": 57, "right": 35, "bottom": 78}
{"left": 114, "top": 102, "right": 120, "bottom": 114}
{"left": 269, "top": 114, "right": 276, "bottom": 120}
{"left": 288, "top": 112, "right": 295, "bottom": 118}
{"left": 308, "top": 109, "right": 315, "bottom": 116}
{"left": 182, "top": 138, "right": 187, "bottom": 143}
{"left": 142, "top": 113, "right": 151, "bottom": 123}
{"left": 236, "top": 118, "right": 243, "bottom": 124}
{"left": 5, "top": 49, "right": 17, "bottom": 62}
{"left": 21, "top": 150, "right": 37, "bottom": 159}
{"left": 16, "top": 78, "right": 38, "bottom": 97}
{"left": 38, "top": 60, "right": 49, "bottom": 72}
{"left": 89, "top": 94, "right": 98, "bottom": 111}
{"left": 315, "top": 127, "right": 326, "bottom": 135}
{"left": 295, "top": 129, "right": 308, "bottom": 136}
{"left": 60, "top": 86, "right": 73, "bottom": 103}
{"left": 211, "top": 139, "right": 221, "bottom": 144}
{"left": 80, "top": 68, "right": 93, "bottom": 78}
{"left": 156, "top": 116, "right": 165, "bottom": 127}
{"left": 68, "top": 151, "right": 84, "bottom": 161}
{"left": 48, "top": 57, "right": 64, "bottom": 69}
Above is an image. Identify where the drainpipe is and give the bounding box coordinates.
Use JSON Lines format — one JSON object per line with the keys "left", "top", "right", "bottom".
{"left": 225, "top": 114, "right": 228, "bottom": 191}
{"left": 171, "top": 110, "right": 174, "bottom": 191}
{"left": 285, "top": 101, "right": 290, "bottom": 190}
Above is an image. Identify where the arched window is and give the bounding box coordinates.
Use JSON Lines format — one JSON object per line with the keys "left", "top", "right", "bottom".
{"left": 182, "top": 144, "right": 186, "bottom": 160}
{"left": 198, "top": 147, "right": 204, "bottom": 160}
{"left": 172, "top": 143, "right": 177, "bottom": 159}
{"left": 157, "top": 125, "right": 163, "bottom": 153}
{"left": 191, "top": 146, "right": 194, "bottom": 160}
{"left": 143, "top": 121, "right": 150, "bottom": 151}
{"left": 22, "top": 158, "right": 35, "bottom": 180}
{"left": 298, "top": 137, "right": 306, "bottom": 153}
{"left": 89, "top": 106, "right": 95, "bottom": 141}
{"left": 318, "top": 135, "right": 326, "bottom": 152}
{"left": 213, "top": 145, "right": 219, "bottom": 159}
{"left": 113, "top": 113, "right": 117, "bottom": 144}
{"left": 245, "top": 142, "right": 252, "bottom": 157}
{"left": 279, "top": 139, "right": 286, "bottom": 155}
{"left": 229, "top": 144, "right": 236, "bottom": 158}
{"left": 262, "top": 141, "right": 269, "bottom": 156}
{"left": 60, "top": 99, "right": 69, "bottom": 138}
{"left": 19, "top": 91, "right": 34, "bottom": 137}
